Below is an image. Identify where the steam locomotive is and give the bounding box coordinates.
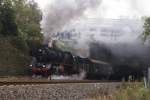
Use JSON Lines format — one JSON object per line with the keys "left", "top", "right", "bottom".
{"left": 30, "top": 44, "right": 147, "bottom": 80}
{"left": 30, "top": 45, "right": 113, "bottom": 80}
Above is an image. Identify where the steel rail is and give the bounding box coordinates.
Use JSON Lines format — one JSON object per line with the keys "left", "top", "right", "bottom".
{"left": 0, "top": 80, "right": 121, "bottom": 86}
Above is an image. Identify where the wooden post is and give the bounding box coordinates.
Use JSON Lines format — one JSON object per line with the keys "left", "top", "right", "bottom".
{"left": 148, "top": 68, "right": 150, "bottom": 88}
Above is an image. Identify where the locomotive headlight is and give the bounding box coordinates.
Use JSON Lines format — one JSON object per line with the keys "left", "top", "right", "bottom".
{"left": 43, "top": 65, "right": 46, "bottom": 67}
{"left": 30, "top": 64, "right": 32, "bottom": 67}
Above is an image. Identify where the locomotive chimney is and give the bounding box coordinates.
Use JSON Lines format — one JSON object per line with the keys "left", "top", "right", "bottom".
{"left": 48, "top": 39, "right": 57, "bottom": 48}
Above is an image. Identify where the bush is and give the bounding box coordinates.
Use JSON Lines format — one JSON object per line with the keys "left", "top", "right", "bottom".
{"left": 10, "top": 36, "right": 29, "bottom": 52}
{"left": 91, "top": 82, "right": 150, "bottom": 100}
{"left": 0, "top": 36, "right": 30, "bottom": 75}
{"left": 26, "top": 37, "right": 43, "bottom": 51}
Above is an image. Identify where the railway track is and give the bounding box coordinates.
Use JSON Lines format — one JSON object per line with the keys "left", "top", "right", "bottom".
{"left": 0, "top": 80, "right": 120, "bottom": 86}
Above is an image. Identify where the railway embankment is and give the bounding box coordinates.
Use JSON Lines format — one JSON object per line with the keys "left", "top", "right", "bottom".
{"left": 0, "top": 82, "right": 121, "bottom": 100}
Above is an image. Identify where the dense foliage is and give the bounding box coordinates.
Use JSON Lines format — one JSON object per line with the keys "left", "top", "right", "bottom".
{"left": 0, "top": 0, "right": 43, "bottom": 50}
{"left": 0, "top": 0, "right": 18, "bottom": 36}
{"left": 0, "top": 0, "right": 43, "bottom": 75}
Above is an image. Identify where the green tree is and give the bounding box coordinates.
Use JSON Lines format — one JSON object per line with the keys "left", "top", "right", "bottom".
{"left": 0, "top": 0, "right": 43, "bottom": 50}
{"left": 13, "top": 0, "right": 42, "bottom": 39}
{"left": 0, "top": 0, "right": 18, "bottom": 36}
{"left": 13, "top": 0, "right": 43, "bottom": 49}
{"left": 0, "top": 7, "right": 2, "bottom": 33}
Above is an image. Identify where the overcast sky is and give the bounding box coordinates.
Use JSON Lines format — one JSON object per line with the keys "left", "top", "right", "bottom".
{"left": 36, "top": 0, "right": 150, "bottom": 19}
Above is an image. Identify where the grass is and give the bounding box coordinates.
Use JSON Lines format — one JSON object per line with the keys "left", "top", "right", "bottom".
{"left": 92, "top": 82, "right": 150, "bottom": 100}
{"left": 113, "top": 82, "right": 150, "bottom": 100}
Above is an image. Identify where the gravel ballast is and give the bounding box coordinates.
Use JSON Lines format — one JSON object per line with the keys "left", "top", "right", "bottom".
{"left": 0, "top": 83, "right": 121, "bottom": 100}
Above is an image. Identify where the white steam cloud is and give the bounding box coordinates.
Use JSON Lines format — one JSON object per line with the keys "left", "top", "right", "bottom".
{"left": 85, "top": 0, "right": 150, "bottom": 19}
{"left": 36, "top": 0, "right": 150, "bottom": 58}
{"left": 41, "top": 0, "right": 101, "bottom": 40}
{"left": 51, "top": 71, "right": 86, "bottom": 80}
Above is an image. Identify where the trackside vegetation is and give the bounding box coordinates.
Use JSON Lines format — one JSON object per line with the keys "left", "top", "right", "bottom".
{"left": 0, "top": 0, "right": 43, "bottom": 75}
